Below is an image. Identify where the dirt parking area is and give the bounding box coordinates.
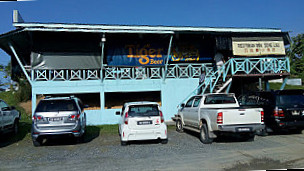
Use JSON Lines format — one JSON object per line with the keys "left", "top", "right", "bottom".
{"left": 1, "top": 123, "right": 304, "bottom": 171}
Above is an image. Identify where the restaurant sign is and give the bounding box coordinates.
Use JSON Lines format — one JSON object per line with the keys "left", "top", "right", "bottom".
{"left": 232, "top": 37, "right": 286, "bottom": 56}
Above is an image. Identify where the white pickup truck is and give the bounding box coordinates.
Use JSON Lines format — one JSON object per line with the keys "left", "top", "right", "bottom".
{"left": 175, "top": 93, "right": 264, "bottom": 144}
{"left": 0, "top": 99, "right": 20, "bottom": 135}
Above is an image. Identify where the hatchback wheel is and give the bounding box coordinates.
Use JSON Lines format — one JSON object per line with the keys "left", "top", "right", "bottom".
{"left": 121, "top": 140, "right": 127, "bottom": 146}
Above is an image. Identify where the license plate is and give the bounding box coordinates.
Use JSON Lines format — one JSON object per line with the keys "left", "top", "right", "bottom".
{"left": 49, "top": 117, "right": 62, "bottom": 122}
{"left": 237, "top": 127, "right": 251, "bottom": 132}
{"left": 137, "top": 120, "right": 152, "bottom": 125}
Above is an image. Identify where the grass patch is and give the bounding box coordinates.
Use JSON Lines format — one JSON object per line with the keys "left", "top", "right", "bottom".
{"left": 269, "top": 83, "right": 304, "bottom": 90}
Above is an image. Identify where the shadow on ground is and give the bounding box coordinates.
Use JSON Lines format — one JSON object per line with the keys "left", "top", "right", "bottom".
{"left": 0, "top": 121, "right": 31, "bottom": 148}
{"left": 183, "top": 129, "right": 256, "bottom": 143}
{"left": 224, "top": 157, "right": 302, "bottom": 171}
{"left": 41, "top": 126, "right": 100, "bottom": 146}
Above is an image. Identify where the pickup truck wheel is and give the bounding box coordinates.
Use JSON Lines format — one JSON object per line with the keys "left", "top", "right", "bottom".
{"left": 176, "top": 120, "right": 184, "bottom": 133}
{"left": 199, "top": 124, "right": 213, "bottom": 144}
{"left": 161, "top": 139, "right": 168, "bottom": 144}
{"left": 242, "top": 133, "right": 255, "bottom": 142}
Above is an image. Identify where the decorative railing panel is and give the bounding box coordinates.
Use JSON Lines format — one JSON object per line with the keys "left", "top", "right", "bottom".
{"left": 32, "top": 57, "right": 289, "bottom": 81}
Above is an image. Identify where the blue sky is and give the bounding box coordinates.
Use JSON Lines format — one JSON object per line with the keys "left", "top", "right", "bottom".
{"left": 0, "top": 0, "right": 303, "bottom": 66}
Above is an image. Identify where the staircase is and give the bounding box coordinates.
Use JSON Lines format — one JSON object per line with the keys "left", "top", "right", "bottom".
{"left": 178, "top": 57, "right": 290, "bottom": 107}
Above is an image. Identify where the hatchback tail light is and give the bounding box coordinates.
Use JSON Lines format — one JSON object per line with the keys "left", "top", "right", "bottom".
{"left": 124, "top": 112, "right": 129, "bottom": 124}
{"left": 160, "top": 111, "right": 164, "bottom": 123}
{"left": 261, "top": 111, "right": 264, "bottom": 123}
{"left": 217, "top": 112, "right": 223, "bottom": 124}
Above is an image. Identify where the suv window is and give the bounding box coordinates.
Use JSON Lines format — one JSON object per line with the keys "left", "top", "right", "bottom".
{"left": 36, "top": 100, "right": 78, "bottom": 112}
{"left": 277, "top": 94, "right": 304, "bottom": 105}
{"left": 128, "top": 105, "right": 159, "bottom": 117}
{"left": 204, "top": 95, "right": 236, "bottom": 104}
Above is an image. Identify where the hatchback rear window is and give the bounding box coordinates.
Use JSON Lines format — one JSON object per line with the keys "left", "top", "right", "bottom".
{"left": 35, "top": 100, "right": 78, "bottom": 112}
{"left": 128, "top": 105, "right": 159, "bottom": 117}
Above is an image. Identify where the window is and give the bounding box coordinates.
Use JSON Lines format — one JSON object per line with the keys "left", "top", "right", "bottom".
{"left": 0, "top": 101, "right": 9, "bottom": 109}
{"left": 105, "top": 91, "right": 161, "bottom": 109}
{"left": 204, "top": 95, "right": 236, "bottom": 104}
{"left": 128, "top": 105, "right": 159, "bottom": 117}
{"left": 36, "top": 100, "right": 78, "bottom": 112}
{"left": 193, "top": 97, "right": 201, "bottom": 107}
{"left": 185, "top": 97, "right": 195, "bottom": 107}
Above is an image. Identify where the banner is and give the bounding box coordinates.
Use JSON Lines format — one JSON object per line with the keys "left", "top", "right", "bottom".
{"left": 232, "top": 37, "right": 286, "bottom": 56}
{"left": 106, "top": 40, "right": 214, "bottom": 66}
{"left": 107, "top": 43, "right": 166, "bottom": 66}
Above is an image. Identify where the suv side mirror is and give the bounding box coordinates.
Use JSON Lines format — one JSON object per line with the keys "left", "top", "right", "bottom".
{"left": 11, "top": 106, "right": 16, "bottom": 110}
{"left": 115, "top": 111, "right": 121, "bottom": 115}
{"left": 181, "top": 103, "right": 185, "bottom": 108}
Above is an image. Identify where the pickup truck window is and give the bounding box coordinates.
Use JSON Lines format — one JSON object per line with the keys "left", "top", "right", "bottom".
{"left": 193, "top": 97, "right": 201, "bottom": 107}
{"left": 185, "top": 97, "right": 195, "bottom": 107}
{"left": 204, "top": 95, "right": 236, "bottom": 104}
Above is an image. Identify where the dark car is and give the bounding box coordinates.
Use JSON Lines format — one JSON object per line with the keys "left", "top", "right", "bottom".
{"left": 238, "top": 89, "right": 304, "bottom": 133}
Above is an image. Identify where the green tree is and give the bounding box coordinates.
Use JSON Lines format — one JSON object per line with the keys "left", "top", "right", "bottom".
{"left": 0, "top": 61, "right": 13, "bottom": 91}
{"left": 287, "top": 33, "right": 304, "bottom": 79}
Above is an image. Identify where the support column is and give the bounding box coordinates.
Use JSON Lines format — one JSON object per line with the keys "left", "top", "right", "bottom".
{"left": 31, "top": 91, "right": 36, "bottom": 116}
{"left": 265, "top": 79, "right": 270, "bottom": 91}
{"left": 163, "top": 34, "right": 174, "bottom": 81}
{"left": 100, "top": 33, "right": 106, "bottom": 83}
{"left": 8, "top": 42, "right": 32, "bottom": 86}
{"left": 259, "top": 78, "right": 263, "bottom": 91}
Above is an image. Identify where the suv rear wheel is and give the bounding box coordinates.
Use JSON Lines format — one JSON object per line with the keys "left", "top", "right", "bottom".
{"left": 33, "top": 138, "right": 42, "bottom": 147}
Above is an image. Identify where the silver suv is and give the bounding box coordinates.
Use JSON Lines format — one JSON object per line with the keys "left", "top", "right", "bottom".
{"left": 31, "top": 96, "right": 87, "bottom": 146}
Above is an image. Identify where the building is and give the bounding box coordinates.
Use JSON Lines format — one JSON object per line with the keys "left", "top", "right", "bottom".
{"left": 0, "top": 11, "right": 290, "bottom": 125}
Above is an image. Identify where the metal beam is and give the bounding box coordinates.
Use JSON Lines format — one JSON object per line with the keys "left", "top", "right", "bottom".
{"left": 8, "top": 42, "right": 32, "bottom": 86}
{"left": 163, "top": 35, "right": 174, "bottom": 81}
{"left": 280, "top": 77, "right": 288, "bottom": 90}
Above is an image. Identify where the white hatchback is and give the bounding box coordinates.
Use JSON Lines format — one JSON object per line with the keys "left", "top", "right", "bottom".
{"left": 116, "top": 102, "right": 168, "bottom": 146}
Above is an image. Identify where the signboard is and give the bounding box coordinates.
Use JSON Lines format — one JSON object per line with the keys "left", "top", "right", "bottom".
{"left": 232, "top": 37, "right": 286, "bottom": 56}
{"left": 106, "top": 40, "right": 214, "bottom": 66}
{"left": 171, "top": 44, "right": 213, "bottom": 62}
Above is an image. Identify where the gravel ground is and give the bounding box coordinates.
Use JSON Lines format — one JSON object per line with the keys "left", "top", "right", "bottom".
{"left": 1, "top": 124, "right": 304, "bottom": 171}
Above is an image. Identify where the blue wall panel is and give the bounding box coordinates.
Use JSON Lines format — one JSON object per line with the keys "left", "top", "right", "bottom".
{"left": 32, "top": 78, "right": 199, "bottom": 125}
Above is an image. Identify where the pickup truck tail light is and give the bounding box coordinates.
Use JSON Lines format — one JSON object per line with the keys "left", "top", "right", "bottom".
{"left": 273, "top": 109, "right": 284, "bottom": 118}
{"left": 217, "top": 112, "right": 223, "bottom": 124}
{"left": 160, "top": 111, "right": 164, "bottom": 123}
{"left": 261, "top": 111, "right": 264, "bottom": 123}
{"left": 124, "top": 112, "right": 129, "bottom": 124}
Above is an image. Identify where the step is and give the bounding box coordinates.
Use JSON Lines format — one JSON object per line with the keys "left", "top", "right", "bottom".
{"left": 183, "top": 125, "right": 200, "bottom": 133}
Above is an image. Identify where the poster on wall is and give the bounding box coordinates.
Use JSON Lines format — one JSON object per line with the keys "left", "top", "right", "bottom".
{"left": 232, "top": 37, "right": 286, "bottom": 56}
